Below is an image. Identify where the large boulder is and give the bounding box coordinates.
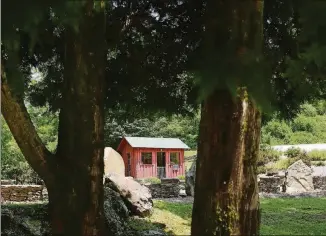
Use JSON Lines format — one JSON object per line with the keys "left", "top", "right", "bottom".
{"left": 104, "top": 187, "right": 136, "bottom": 236}
{"left": 1, "top": 208, "right": 38, "bottom": 236}
{"left": 286, "top": 160, "right": 314, "bottom": 193}
{"left": 104, "top": 147, "right": 125, "bottom": 176}
{"left": 105, "top": 173, "right": 153, "bottom": 217}
{"left": 1, "top": 188, "right": 138, "bottom": 236}
{"left": 185, "top": 161, "right": 196, "bottom": 196}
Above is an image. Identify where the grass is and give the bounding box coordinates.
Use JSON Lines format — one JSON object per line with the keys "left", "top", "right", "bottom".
{"left": 184, "top": 150, "right": 196, "bottom": 171}
{"left": 184, "top": 150, "right": 197, "bottom": 158}
{"left": 261, "top": 198, "right": 326, "bottom": 235}
{"left": 5, "top": 198, "right": 326, "bottom": 235}
{"left": 129, "top": 198, "right": 326, "bottom": 235}
{"left": 308, "top": 150, "right": 326, "bottom": 161}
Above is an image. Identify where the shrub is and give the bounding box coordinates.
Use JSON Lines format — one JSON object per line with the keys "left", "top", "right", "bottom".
{"left": 314, "top": 161, "right": 326, "bottom": 167}
{"left": 177, "top": 175, "right": 185, "bottom": 180}
{"left": 143, "top": 177, "right": 161, "bottom": 184}
{"left": 273, "top": 159, "right": 290, "bottom": 170}
{"left": 285, "top": 147, "right": 304, "bottom": 158}
{"left": 262, "top": 120, "right": 293, "bottom": 143}
{"left": 257, "top": 166, "right": 267, "bottom": 174}
{"left": 299, "top": 103, "right": 318, "bottom": 117}
{"left": 258, "top": 145, "right": 281, "bottom": 166}
{"left": 307, "top": 150, "right": 326, "bottom": 161}
{"left": 284, "top": 147, "right": 311, "bottom": 167}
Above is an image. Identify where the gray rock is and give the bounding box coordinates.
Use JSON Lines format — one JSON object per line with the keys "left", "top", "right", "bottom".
{"left": 179, "top": 189, "right": 187, "bottom": 197}
{"left": 105, "top": 173, "right": 153, "bottom": 217}
{"left": 286, "top": 160, "right": 314, "bottom": 193}
{"left": 104, "top": 187, "right": 136, "bottom": 236}
{"left": 1, "top": 209, "right": 36, "bottom": 236}
{"left": 185, "top": 161, "right": 196, "bottom": 196}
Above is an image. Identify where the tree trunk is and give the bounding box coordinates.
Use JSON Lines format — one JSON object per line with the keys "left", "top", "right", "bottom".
{"left": 191, "top": 89, "right": 261, "bottom": 236}
{"left": 191, "top": 0, "right": 264, "bottom": 235}
{"left": 48, "top": 2, "right": 107, "bottom": 235}
{"left": 2, "top": 2, "right": 108, "bottom": 235}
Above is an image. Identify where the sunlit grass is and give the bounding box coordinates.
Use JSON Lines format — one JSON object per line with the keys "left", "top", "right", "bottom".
{"left": 129, "top": 198, "right": 326, "bottom": 235}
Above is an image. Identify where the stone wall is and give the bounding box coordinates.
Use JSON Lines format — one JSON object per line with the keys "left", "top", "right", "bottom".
{"left": 1, "top": 185, "right": 48, "bottom": 202}
{"left": 144, "top": 178, "right": 183, "bottom": 198}
{"left": 258, "top": 175, "right": 285, "bottom": 193}
{"left": 313, "top": 176, "right": 326, "bottom": 190}
{"left": 258, "top": 174, "right": 326, "bottom": 193}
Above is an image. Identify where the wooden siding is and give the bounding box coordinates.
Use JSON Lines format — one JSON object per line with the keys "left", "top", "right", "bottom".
{"left": 118, "top": 138, "right": 186, "bottom": 178}
{"left": 134, "top": 148, "right": 185, "bottom": 178}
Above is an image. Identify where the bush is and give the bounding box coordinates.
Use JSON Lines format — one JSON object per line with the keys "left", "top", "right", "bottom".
{"left": 307, "top": 150, "right": 326, "bottom": 161}
{"left": 299, "top": 103, "right": 318, "bottom": 117}
{"left": 143, "top": 177, "right": 161, "bottom": 184}
{"left": 257, "top": 166, "right": 267, "bottom": 174}
{"left": 177, "top": 175, "right": 185, "bottom": 180}
{"left": 285, "top": 147, "right": 304, "bottom": 158}
{"left": 258, "top": 145, "right": 281, "bottom": 166}
{"left": 284, "top": 147, "right": 311, "bottom": 167}
{"left": 261, "top": 120, "right": 293, "bottom": 144}
{"left": 272, "top": 159, "right": 290, "bottom": 170}
{"left": 314, "top": 161, "right": 326, "bottom": 167}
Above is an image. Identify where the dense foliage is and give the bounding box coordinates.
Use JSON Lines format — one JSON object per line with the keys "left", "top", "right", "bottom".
{"left": 261, "top": 101, "right": 326, "bottom": 145}
{"left": 1, "top": 105, "right": 58, "bottom": 183}
{"left": 3, "top": 100, "right": 325, "bottom": 182}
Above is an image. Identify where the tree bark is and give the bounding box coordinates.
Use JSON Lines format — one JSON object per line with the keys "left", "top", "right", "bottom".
{"left": 191, "top": 89, "right": 261, "bottom": 236}
{"left": 2, "top": 1, "right": 108, "bottom": 235}
{"left": 1, "top": 65, "right": 55, "bottom": 185}
{"left": 191, "top": 0, "right": 264, "bottom": 235}
{"left": 48, "top": 2, "right": 107, "bottom": 235}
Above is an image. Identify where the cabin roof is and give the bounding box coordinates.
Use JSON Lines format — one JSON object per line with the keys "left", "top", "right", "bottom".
{"left": 118, "top": 137, "right": 190, "bottom": 150}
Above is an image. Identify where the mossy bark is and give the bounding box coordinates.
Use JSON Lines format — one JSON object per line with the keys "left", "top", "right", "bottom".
{"left": 1, "top": 2, "right": 107, "bottom": 235}
{"left": 191, "top": 0, "right": 263, "bottom": 235}
{"left": 191, "top": 89, "right": 261, "bottom": 236}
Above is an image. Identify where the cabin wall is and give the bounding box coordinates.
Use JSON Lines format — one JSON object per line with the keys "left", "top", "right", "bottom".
{"left": 120, "top": 142, "right": 134, "bottom": 177}
{"left": 165, "top": 149, "right": 185, "bottom": 178}
{"left": 134, "top": 148, "right": 157, "bottom": 178}
{"left": 135, "top": 148, "right": 185, "bottom": 179}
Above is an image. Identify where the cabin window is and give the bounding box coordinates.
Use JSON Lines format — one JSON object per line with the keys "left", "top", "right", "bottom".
{"left": 141, "top": 152, "right": 152, "bottom": 164}
{"left": 170, "top": 152, "right": 180, "bottom": 165}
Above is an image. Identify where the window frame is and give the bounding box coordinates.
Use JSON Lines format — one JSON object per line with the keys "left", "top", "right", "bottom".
{"left": 141, "top": 152, "right": 153, "bottom": 165}
{"left": 170, "top": 152, "right": 180, "bottom": 165}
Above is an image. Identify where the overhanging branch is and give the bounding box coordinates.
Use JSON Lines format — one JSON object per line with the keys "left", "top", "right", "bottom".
{"left": 1, "top": 65, "right": 55, "bottom": 183}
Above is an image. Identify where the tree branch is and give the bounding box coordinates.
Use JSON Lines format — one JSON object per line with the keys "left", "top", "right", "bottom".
{"left": 1, "top": 65, "right": 55, "bottom": 183}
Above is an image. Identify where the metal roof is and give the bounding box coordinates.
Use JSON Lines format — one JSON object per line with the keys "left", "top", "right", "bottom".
{"left": 124, "top": 137, "right": 190, "bottom": 149}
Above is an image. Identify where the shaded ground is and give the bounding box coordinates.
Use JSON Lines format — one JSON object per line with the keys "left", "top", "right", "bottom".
{"left": 142, "top": 197, "right": 326, "bottom": 235}
{"left": 3, "top": 197, "right": 326, "bottom": 235}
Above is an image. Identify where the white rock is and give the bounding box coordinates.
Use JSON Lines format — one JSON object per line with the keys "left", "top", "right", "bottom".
{"left": 286, "top": 160, "right": 314, "bottom": 193}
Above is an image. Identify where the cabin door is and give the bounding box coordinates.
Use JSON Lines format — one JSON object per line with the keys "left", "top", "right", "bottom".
{"left": 157, "top": 152, "right": 166, "bottom": 179}
{"left": 127, "top": 153, "right": 131, "bottom": 176}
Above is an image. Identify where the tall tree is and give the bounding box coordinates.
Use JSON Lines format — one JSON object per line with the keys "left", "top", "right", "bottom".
{"left": 190, "top": 0, "right": 265, "bottom": 235}
{"left": 191, "top": 0, "right": 326, "bottom": 235}
{"left": 2, "top": 1, "right": 201, "bottom": 234}
{"left": 2, "top": 1, "right": 108, "bottom": 234}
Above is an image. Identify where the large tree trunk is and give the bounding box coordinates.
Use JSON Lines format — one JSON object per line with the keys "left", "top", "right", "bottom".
{"left": 191, "top": 89, "right": 261, "bottom": 236}
{"left": 48, "top": 2, "right": 107, "bottom": 235}
{"left": 191, "top": 0, "right": 264, "bottom": 235}
{"left": 2, "top": 2, "right": 107, "bottom": 235}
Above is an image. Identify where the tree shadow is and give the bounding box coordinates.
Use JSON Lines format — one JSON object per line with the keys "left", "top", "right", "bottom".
{"left": 128, "top": 217, "right": 175, "bottom": 235}
{"left": 153, "top": 200, "right": 193, "bottom": 221}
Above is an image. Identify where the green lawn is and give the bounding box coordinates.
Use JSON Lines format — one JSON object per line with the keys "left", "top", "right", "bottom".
{"left": 184, "top": 150, "right": 196, "bottom": 171}
{"left": 130, "top": 198, "right": 326, "bottom": 235}
{"left": 4, "top": 198, "right": 326, "bottom": 235}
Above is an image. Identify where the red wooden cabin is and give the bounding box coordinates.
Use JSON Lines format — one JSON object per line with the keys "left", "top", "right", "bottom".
{"left": 117, "top": 137, "right": 190, "bottom": 179}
